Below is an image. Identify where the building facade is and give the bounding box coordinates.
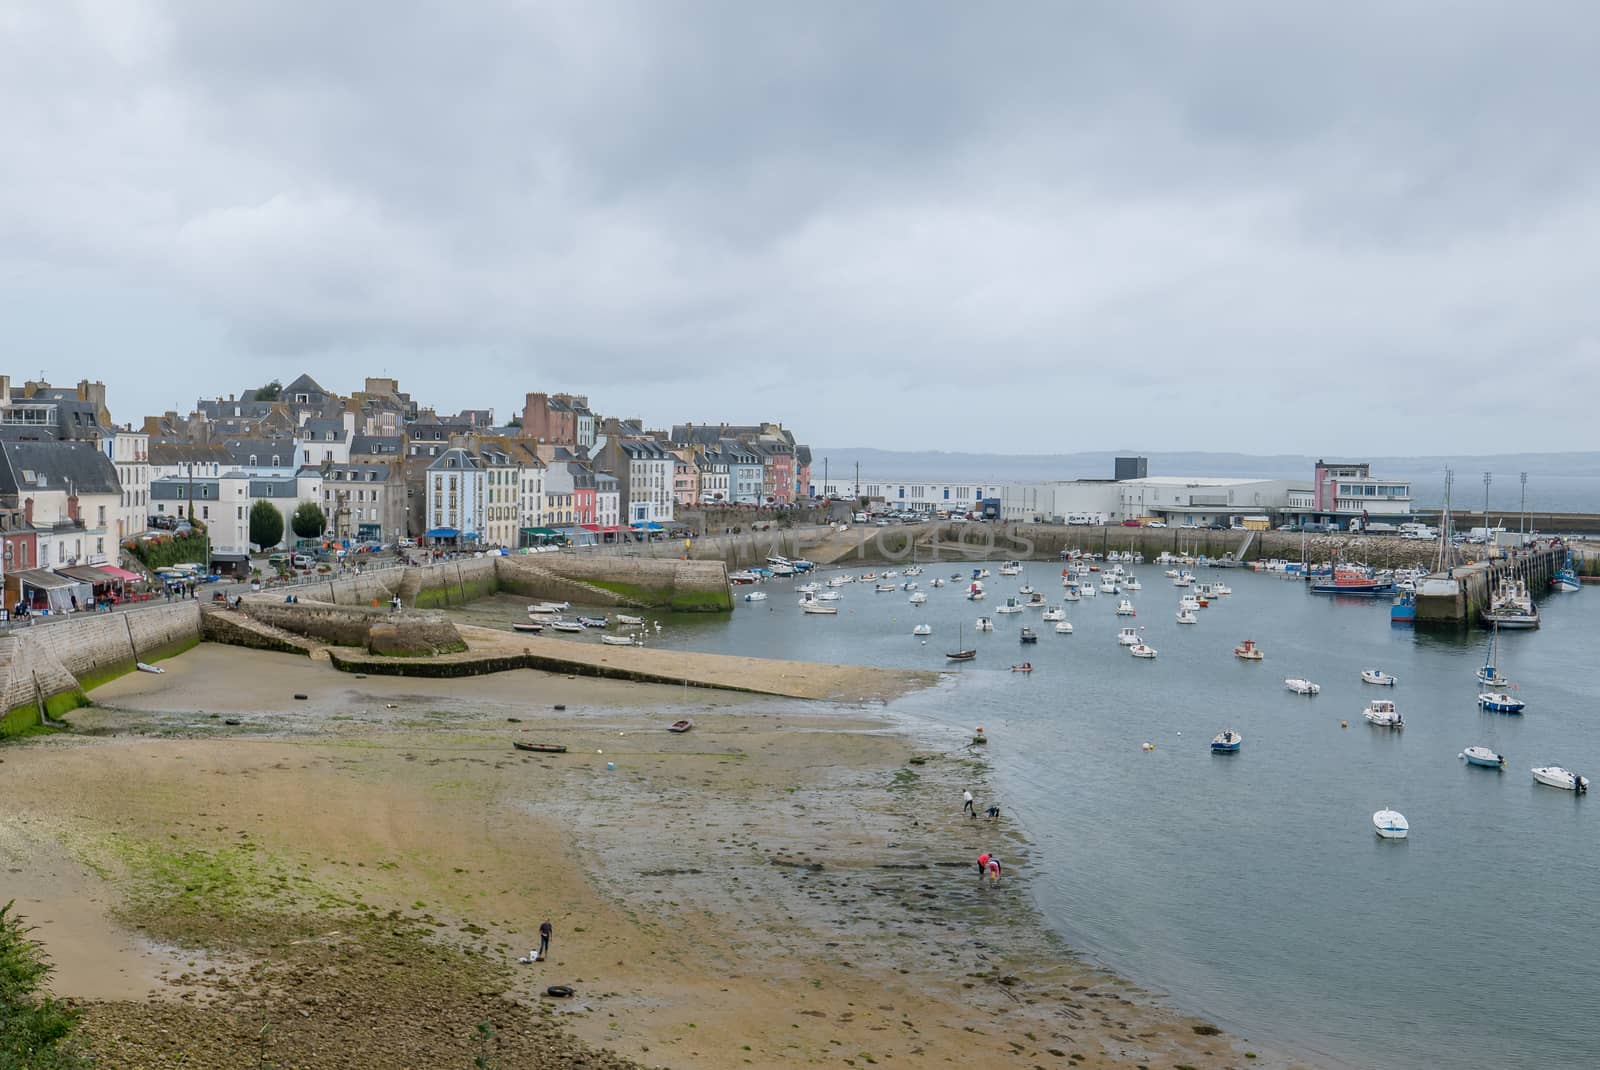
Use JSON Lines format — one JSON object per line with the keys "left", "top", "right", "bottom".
{"left": 424, "top": 448, "right": 486, "bottom": 542}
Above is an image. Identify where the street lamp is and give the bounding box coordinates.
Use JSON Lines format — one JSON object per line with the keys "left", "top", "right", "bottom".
{"left": 1519, "top": 471, "right": 1528, "bottom": 540}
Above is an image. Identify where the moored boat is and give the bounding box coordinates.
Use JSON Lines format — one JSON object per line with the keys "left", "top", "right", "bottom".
{"left": 1010, "top": 662, "right": 1033, "bottom": 673}
{"left": 599, "top": 634, "right": 638, "bottom": 646}
{"left": 1176, "top": 607, "right": 1198, "bottom": 624}
{"left": 615, "top": 614, "right": 646, "bottom": 626}
{"left": 947, "top": 622, "right": 976, "bottom": 661}
{"left": 1361, "top": 669, "right": 1397, "bottom": 686}
{"left": 1115, "top": 598, "right": 1137, "bottom": 616}
{"left": 1461, "top": 746, "right": 1506, "bottom": 769}
{"left": 1129, "top": 641, "right": 1158, "bottom": 659}
{"left": 912, "top": 623, "right": 932, "bottom": 636}
{"left": 577, "top": 615, "right": 610, "bottom": 628}
{"left": 1211, "top": 729, "right": 1242, "bottom": 753}
{"left": 1019, "top": 627, "right": 1038, "bottom": 644}
{"left": 549, "top": 620, "right": 584, "bottom": 633}
{"left": 1234, "top": 639, "right": 1263, "bottom": 660}
{"left": 668, "top": 719, "right": 694, "bottom": 733}
{"left": 1364, "top": 700, "right": 1403, "bottom": 727}
{"left": 512, "top": 622, "right": 544, "bottom": 633}
{"left": 1117, "top": 627, "right": 1140, "bottom": 645}
{"left": 1477, "top": 691, "right": 1525, "bottom": 714}
{"left": 1285, "top": 678, "right": 1321, "bottom": 695}
{"left": 801, "top": 602, "right": 839, "bottom": 615}
{"left": 1054, "top": 620, "right": 1073, "bottom": 633}
{"left": 1373, "top": 808, "right": 1410, "bottom": 839}
{"left": 513, "top": 740, "right": 567, "bottom": 754}
{"left": 1311, "top": 565, "right": 1395, "bottom": 597}
{"left": 1531, "top": 766, "right": 1589, "bottom": 793}
{"left": 743, "top": 591, "right": 767, "bottom": 602}
{"left": 909, "top": 591, "right": 928, "bottom": 604}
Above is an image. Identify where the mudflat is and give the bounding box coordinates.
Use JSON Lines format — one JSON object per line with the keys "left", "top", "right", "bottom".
{"left": 0, "top": 644, "right": 1306, "bottom": 1068}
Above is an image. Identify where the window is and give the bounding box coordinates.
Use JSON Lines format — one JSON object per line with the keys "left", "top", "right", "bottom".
{"left": 237, "top": 506, "right": 244, "bottom": 520}
{"left": 98, "top": 505, "right": 106, "bottom": 524}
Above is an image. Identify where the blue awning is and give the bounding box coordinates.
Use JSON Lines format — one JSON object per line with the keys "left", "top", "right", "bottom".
{"left": 425, "top": 527, "right": 459, "bottom": 538}
{"left": 629, "top": 521, "right": 664, "bottom": 530}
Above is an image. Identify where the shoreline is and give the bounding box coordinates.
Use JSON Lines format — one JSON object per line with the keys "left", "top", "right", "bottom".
{"left": 3, "top": 644, "right": 1312, "bottom": 1068}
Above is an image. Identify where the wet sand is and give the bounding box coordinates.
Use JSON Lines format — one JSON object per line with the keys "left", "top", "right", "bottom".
{"left": 1, "top": 645, "right": 1310, "bottom": 1068}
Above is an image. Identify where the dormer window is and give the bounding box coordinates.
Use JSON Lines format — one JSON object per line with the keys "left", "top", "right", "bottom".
{"left": 271, "top": 455, "right": 280, "bottom": 466}
{"left": 248, "top": 455, "right": 258, "bottom": 466}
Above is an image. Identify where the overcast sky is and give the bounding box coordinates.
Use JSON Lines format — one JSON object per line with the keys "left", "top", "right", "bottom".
{"left": 3, "top": 2, "right": 1596, "bottom": 453}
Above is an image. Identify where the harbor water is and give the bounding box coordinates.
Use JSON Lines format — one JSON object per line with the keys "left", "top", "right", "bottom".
{"left": 643, "top": 562, "right": 1598, "bottom": 1070}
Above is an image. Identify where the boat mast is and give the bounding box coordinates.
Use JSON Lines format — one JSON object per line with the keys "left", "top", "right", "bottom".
{"left": 1434, "top": 467, "right": 1456, "bottom": 575}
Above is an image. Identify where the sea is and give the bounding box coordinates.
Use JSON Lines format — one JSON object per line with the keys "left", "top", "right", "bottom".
{"left": 640, "top": 561, "right": 1598, "bottom": 1070}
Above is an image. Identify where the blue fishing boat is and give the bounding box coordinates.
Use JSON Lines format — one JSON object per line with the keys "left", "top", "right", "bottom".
{"left": 1477, "top": 691, "right": 1525, "bottom": 714}
{"left": 1390, "top": 591, "right": 1416, "bottom": 625}
{"left": 1211, "top": 729, "right": 1242, "bottom": 753}
{"left": 1550, "top": 552, "right": 1580, "bottom": 593}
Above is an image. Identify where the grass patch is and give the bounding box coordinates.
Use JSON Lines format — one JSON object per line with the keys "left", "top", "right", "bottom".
{"left": 1, "top": 900, "right": 90, "bottom": 1068}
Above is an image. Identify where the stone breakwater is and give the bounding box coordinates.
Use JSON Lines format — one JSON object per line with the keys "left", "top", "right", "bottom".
{"left": 0, "top": 602, "right": 200, "bottom": 735}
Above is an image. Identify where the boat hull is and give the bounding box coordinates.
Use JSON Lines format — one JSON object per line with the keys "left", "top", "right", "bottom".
{"left": 1463, "top": 748, "right": 1505, "bottom": 769}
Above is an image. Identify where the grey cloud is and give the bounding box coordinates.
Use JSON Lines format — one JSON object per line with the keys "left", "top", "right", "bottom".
{"left": 1, "top": 1, "right": 1596, "bottom": 451}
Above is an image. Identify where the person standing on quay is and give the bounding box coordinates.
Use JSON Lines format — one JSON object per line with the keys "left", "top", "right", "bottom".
{"left": 962, "top": 789, "right": 976, "bottom": 817}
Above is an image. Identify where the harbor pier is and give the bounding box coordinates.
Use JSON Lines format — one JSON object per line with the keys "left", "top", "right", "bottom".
{"left": 1413, "top": 541, "right": 1567, "bottom": 625}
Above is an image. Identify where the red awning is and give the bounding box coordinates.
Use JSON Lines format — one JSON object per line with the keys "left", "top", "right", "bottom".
{"left": 600, "top": 525, "right": 622, "bottom": 533}
{"left": 579, "top": 524, "right": 601, "bottom": 532}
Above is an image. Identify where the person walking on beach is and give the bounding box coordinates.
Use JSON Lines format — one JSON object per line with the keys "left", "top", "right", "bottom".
{"left": 962, "top": 789, "right": 976, "bottom": 817}
{"left": 977, "top": 852, "right": 991, "bottom": 877}
{"left": 987, "top": 858, "right": 1002, "bottom": 885}
{"left": 538, "top": 919, "right": 553, "bottom": 961}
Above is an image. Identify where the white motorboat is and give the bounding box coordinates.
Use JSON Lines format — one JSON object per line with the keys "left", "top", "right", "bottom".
{"left": 615, "top": 614, "right": 645, "bottom": 626}
{"left": 599, "top": 634, "right": 638, "bottom": 646}
{"left": 1117, "top": 627, "right": 1141, "bottom": 646}
{"left": 1461, "top": 746, "right": 1506, "bottom": 769}
{"left": 549, "top": 620, "right": 584, "bottom": 633}
{"left": 930, "top": 577, "right": 946, "bottom": 588}
{"left": 817, "top": 590, "right": 841, "bottom": 601}
{"left": 1164, "top": 568, "right": 1181, "bottom": 578}
{"left": 1062, "top": 583, "right": 1082, "bottom": 602}
{"left": 528, "top": 603, "right": 565, "bottom": 615}
{"left": 1129, "top": 642, "right": 1158, "bottom": 659}
{"left": 1361, "top": 669, "right": 1397, "bottom": 686}
{"left": 1212, "top": 583, "right": 1231, "bottom": 595}
{"left": 973, "top": 568, "right": 991, "bottom": 579}
{"left": 1179, "top": 594, "right": 1201, "bottom": 612}
{"left": 1173, "top": 571, "right": 1195, "bottom": 587}
{"left": 1531, "top": 766, "right": 1590, "bottom": 793}
{"left": 801, "top": 602, "right": 839, "bottom": 615}
{"left": 975, "top": 616, "right": 994, "bottom": 631}
{"left": 1054, "top": 621, "right": 1074, "bottom": 634}
{"left": 728, "top": 570, "right": 760, "bottom": 585}
{"left": 882, "top": 570, "right": 900, "bottom": 579}
{"left": 1041, "top": 606, "right": 1064, "bottom": 621}
{"left": 796, "top": 582, "right": 820, "bottom": 594}
{"left": 875, "top": 583, "right": 898, "bottom": 593}
{"left": 909, "top": 592, "right": 928, "bottom": 604}
{"left": 743, "top": 591, "right": 767, "bottom": 602}
{"left": 1017, "top": 583, "right": 1035, "bottom": 595}
{"left": 1363, "top": 700, "right": 1404, "bottom": 728}
{"left": 902, "top": 581, "right": 919, "bottom": 591}
{"left": 827, "top": 575, "right": 851, "bottom": 587}
{"left": 1122, "top": 575, "right": 1142, "bottom": 591}
{"left": 903, "top": 566, "right": 924, "bottom": 577}
{"left": 1285, "top": 678, "right": 1321, "bottom": 695}
{"left": 966, "top": 582, "right": 986, "bottom": 601}
{"left": 1099, "top": 578, "right": 1120, "bottom": 594}
{"left": 996, "top": 598, "right": 1023, "bottom": 614}
{"left": 1373, "top": 809, "right": 1410, "bottom": 839}
{"left": 912, "top": 623, "right": 932, "bottom": 636}
{"left": 1176, "top": 608, "right": 1198, "bottom": 624}
{"left": 1115, "top": 598, "right": 1136, "bottom": 616}
{"left": 1080, "top": 583, "right": 1098, "bottom": 599}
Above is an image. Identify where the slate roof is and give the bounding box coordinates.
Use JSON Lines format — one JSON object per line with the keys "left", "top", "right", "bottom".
{"left": 0, "top": 441, "right": 122, "bottom": 497}
{"left": 427, "top": 447, "right": 482, "bottom": 472}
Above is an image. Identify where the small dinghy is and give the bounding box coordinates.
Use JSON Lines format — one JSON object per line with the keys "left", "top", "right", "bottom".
{"left": 1129, "top": 642, "right": 1158, "bottom": 659}
{"left": 577, "top": 615, "right": 610, "bottom": 628}
{"left": 136, "top": 662, "right": 165, "bottom": 674}
{"left": 1373, "top": 808, "right": 1410, "bottom": 839}
{"left": 1010, "top": 662, "right": 1034, "bottom": 673}
{"left": 1532, "top": 766, "right": 1589, "bottom": 793}
{"left": 1054, "top": 620, "right": 1073, "bottom": 633}
{"left": 512, "top": 622, "right": 544, "bottom": 633}
{"left": 513, "top": 741, "right": 567, "bottom": 754}
{"left": 912, "top": 623, "right": 932, "bottom": 636}
{"left": 1364, "top": 700, "right": 1403, "bottom": 728}
{"left": 1361, "top": 669, "right": 1397, "bottom": 686}
{"left": 801, "top": 602, "right": 839, "bottom": 615}
{"left": 743, "top": 591, "right": 768, "bottom": 602}
{"left": 599, "top": 634, "right": 637, "bottom": 646}
{"left": 549, "top": 620, "right": 584, "bottom": 633}
{"left": 614, "top": 614, "right": 645, "bottom": 626}
{"left": 1461, "top": 746, "right": 1506, "bottom": 769}
{"left": 667, "top": 719, "right": 695, "bottom": 733}
{"left": 1478, "top": 692, "right": 1525, "bottom": 714}
{"left": 1285, "top": 678, "right": 1321, "bottom": 696}
{"left": 1234, "top": 639, "right": 1263, "bottom": 661}
{"left": 1211, "top": 729, "right": 1242, "bottom": 753}
{"left": 875, "top": 583, "right": 898, "bottom": 593}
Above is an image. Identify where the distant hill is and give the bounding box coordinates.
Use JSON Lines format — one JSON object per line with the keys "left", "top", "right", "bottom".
{"left": 810, "top": 449, "right": 1600, "bottom": 512}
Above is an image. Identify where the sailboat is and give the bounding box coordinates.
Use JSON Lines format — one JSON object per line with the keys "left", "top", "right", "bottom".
{"left": 1476, "top": 621, "right": 1512, "bottom": 687}
{"left": 946, "top": 622, "right": 976, "bottom": 662}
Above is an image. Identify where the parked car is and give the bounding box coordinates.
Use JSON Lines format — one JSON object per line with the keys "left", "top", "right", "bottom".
{"left": 290, "top": 553, "right": 313, "bottom": 569}
{"left": 1145, "top": 521, "right": 1166, "bottom": 528}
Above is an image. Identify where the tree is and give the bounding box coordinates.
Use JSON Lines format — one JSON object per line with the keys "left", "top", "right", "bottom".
{"left": 291, "top": 502, "right": 326, "bottom": 540}
{"left": 256, "top": 379, "right": 283, "bottom": 401}
{"left": 505, "top": 414, "right": 522, "bottom": 429}
{"left": 248, "top": 500, "right": 284, "bottom": 550}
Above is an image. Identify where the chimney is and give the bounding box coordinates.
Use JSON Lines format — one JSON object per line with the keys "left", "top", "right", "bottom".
{"left": 23, "top": 497, "right": 34, "bottom": 525}
{"left": 67, "top": 494, "right": 80, "bottom": 521}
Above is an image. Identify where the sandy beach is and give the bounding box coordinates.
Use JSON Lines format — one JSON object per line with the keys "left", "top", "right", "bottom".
{"left": 1, "top": 644, "right": 1309, "bottom": 1068}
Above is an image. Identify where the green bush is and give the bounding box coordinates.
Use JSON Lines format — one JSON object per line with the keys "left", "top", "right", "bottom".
{"left": 123, "top": 526, "right": 210, "bottom": 571}
{"left": 291, "top": 502, "right": 326, "bottom": 540}
{"left": 249, "top": 500, "right": 284, "bottom": 550}
{"left": 0, "top": 900, "right": 88, "bottom": 1068}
